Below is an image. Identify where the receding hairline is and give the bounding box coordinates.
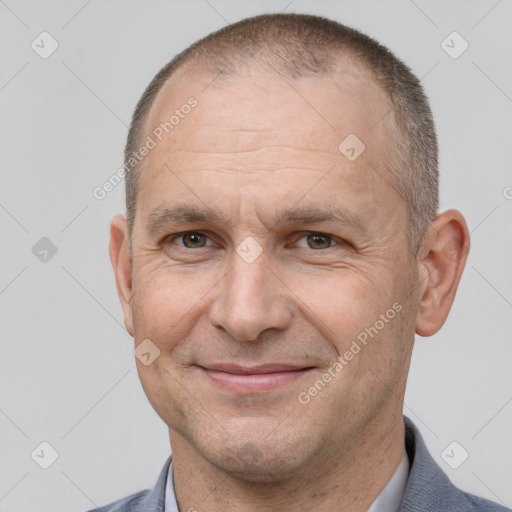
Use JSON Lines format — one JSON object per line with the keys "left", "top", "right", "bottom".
{"left": 130, "top": 12, "right": 403, "bottom": 175}
{"left": 141, "top": 49, "right": 392, "bottom": 146}
{"left": 131, "top": 50, "right": 400, "bottom": 229}
{"left": 125, "top": 13, "right": 439, "bottom": 256}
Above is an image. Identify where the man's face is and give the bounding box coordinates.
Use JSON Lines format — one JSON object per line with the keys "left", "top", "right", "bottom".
{"left": 124, "top": 63, "right": 419, "bottom": 480}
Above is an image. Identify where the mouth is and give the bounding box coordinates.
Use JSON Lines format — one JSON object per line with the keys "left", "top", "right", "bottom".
{"left": 198, "top": 363, "right": 315, "bottom": 393}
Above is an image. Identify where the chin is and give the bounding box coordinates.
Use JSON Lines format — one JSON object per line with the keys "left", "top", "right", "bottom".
{"left": 216, "top": 449, "right": 307, "bottom": 483}
{"left": 198, "top": 423, "right": 315, "bottom": 483}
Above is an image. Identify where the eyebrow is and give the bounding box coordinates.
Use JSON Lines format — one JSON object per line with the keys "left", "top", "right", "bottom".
{"left": 144, "top": 204, "right": 367, "bottom": 236}
{"left": 276, "top": 206, "right": 366, "bottom": 232}
{"left": 145, "top": 205, "right": 226, "bottom": 235}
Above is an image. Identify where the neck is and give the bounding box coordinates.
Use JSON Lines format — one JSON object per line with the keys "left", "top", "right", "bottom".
{"left": 169, "top": 411, "right": 406, "bottom": 512}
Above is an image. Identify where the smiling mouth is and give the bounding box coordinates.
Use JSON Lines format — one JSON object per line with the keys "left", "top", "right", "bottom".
{"left": 198, "top": 363, "right": 315, "bottom": 393}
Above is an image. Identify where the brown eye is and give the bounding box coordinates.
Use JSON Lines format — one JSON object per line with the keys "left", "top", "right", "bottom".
{"left": 306, "top": 233, "right": 332, "bottom": 249}
{"left": 180, "top": 232, "right": 209, "bottom": 248}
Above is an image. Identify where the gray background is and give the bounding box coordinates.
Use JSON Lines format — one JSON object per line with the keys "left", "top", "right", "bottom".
{"left": 1, "top": 0, "right": 511, "bottom": 511}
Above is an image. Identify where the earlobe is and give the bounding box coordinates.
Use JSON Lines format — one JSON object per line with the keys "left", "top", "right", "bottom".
{"left": 109, "top": 214, "right": 135, "bottom": 336}
{"left": 415, "top": 210, "right": 470, "bottom": 337}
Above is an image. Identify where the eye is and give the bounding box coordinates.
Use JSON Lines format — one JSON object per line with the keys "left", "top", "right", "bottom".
{"left": 172, "top": 232, "right": 212, "bottom": 248}
{"left": 295, "top": 233, "right": 337, "bottom": 250}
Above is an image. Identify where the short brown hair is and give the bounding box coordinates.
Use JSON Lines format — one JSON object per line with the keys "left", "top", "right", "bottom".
{"left": 124, "top": 13, "right": 438, "bottom": 255}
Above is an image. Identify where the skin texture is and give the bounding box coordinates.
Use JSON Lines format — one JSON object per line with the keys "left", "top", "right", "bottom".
{"left": 110, "top": 61, "right": 470, "bottom": 511}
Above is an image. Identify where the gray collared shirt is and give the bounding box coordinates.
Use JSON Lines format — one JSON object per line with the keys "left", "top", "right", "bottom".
{"left": 165, "top": 450, "right": 410, "bottom": 511}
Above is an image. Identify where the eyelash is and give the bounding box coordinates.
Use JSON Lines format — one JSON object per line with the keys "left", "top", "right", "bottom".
{"left": 166, "top": 231, "right": 345, "bottom": 250}
{"left": 169, "top": 232, "right": 214, "bottom": 248}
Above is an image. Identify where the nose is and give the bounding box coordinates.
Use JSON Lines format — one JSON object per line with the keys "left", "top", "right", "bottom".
{"left": 209, "top": 253, "right": 293, "bottom": 342}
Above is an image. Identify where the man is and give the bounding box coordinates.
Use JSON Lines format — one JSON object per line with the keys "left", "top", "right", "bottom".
{"left": 96, "top": 13, "right": 506, "bottom": 512}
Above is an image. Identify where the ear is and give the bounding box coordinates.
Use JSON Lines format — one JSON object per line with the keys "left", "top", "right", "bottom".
{"left": 415, "top": 209, "right": 470, "bottom": 337}
{"left": 109, "top": 214, "right": 134, "bottom": 336}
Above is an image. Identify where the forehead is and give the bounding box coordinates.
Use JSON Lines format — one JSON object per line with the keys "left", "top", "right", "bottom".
{"left": 146, "top": 59, "right": 393, "bottom": 149}
{"left": 136, "top": 60, "right": 403, "bottom": 232}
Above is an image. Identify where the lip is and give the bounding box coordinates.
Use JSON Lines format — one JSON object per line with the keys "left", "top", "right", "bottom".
{"left": 199, "top": 363, "right": 314, "bottom": 393}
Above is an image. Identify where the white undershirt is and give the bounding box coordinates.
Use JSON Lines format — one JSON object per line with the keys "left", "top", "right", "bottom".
{"left": 165, "top": 450, "right": 409, "bottom": 512}
{"left": 367, "top": 450, "right": 409, "bottom": 512}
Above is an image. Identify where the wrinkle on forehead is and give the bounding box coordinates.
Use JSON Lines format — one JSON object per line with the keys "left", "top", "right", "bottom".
{"left": 145, "top": 59, "right": 394, "bottom": 146}
{"left": 137, "top": 59, "right": 403, "bottom": 230}
{"left": 150, "top": 146, "right": 346, "bottom": 176}
{"left": 139, "top": 61, "right": 396, "bottom": 206}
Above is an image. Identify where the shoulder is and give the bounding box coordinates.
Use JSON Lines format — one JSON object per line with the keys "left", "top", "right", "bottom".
{"left": 83, "top": 455, "right": 171, "bottom": 512}
{"left": 462, "top": 493, "right": 511, "bottom": 512}
{"left": 84, "top": 490, "right": 150, "bottom": 512}
{"left": 401, "top": 417, "right": 509, "bottom": 512}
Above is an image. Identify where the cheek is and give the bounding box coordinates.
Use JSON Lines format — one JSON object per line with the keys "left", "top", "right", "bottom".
{"left": 131, "top": 262, "right": 210, "bottom": 345}
{"left": 135, "top": 359, "right": 190, "bottom": 435}
{"left": 289, "top": 270, "right": 398, "bottom": 349}
{"left": 291, "top": 268, "right": 412, "bottom": 397}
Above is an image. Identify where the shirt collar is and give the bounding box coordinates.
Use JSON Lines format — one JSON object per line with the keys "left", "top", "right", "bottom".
{"left": 367, "top": 449, "right": 410, "bottom": 512}
{"left": 165, "top": 448, "right": 409, "bottom": 512}
{"left": 164, "top": 460, "right": 179, "bottom": 512}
